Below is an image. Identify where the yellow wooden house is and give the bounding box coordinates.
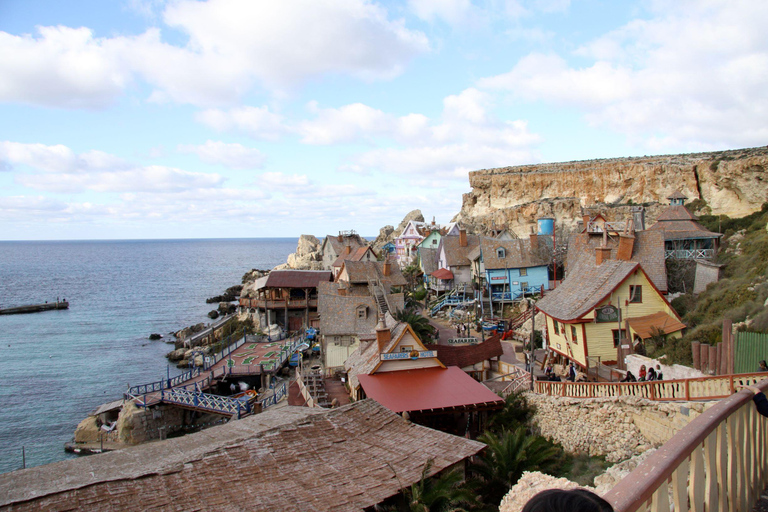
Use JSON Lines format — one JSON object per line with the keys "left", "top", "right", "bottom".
{"left": 536, "top": 243, "right": 685, "bottom": 369}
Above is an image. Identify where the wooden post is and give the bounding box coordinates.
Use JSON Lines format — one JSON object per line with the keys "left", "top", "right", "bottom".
{"left": 701, "top": 345, "right": 709, "bottom": 374}
{"left": 723, "top": 319, "right": 734, "bottom": 375}
{"left": 708, "top": 345, "right": 718, "bottom": 374}
{"left": 692, "top": 341, "right": 702, "bottom": 371}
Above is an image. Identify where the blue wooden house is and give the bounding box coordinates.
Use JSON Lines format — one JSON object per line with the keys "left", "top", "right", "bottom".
{"left": 480, "top": 235, "right": 551, "bottom": 303}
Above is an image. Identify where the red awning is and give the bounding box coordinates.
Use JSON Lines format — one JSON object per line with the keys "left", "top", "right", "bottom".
{"left": 357, "top": 367, "right": 504, "bottom": 414}
{"left": 431, "top": 268, "right": 454, "bottom": 280}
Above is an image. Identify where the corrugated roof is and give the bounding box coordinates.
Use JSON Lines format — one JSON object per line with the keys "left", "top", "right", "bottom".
{"left": 358, "top": 366, "right": 504, "bottom": 413}
{"left": 536, "top": 259, "right": 640, "bottom": 321}
{"left": 435, "top": 335, "right": 504, "bottom": 368}
{"left": 627, "top": 312, "right": 686, "bottom": 339}
{"left": 566, "top": 231, "right": 667, "bottom": 293}
{"left": 1, "top": 401, "right": 484, "bottom": 512}
{"left": 431, "top": 268, "right": 454, "bottom": 280}
{"left": 265, "top": 270, "right": 333, "bottom": 288}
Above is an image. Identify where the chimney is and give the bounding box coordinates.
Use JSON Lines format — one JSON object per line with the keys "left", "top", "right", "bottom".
{"left": 337, "top": 234, "right": 343, "bottom": 242}
{"left": 383, "top": 260, "right": 391, "bottom": 276}
{"left": 631, "top": 206, "right": 645, "bottom": 231}
{"left": 582, "top": 214, "right": 591, "bottom": 230}
{"left": 376, "top": 314, "right": 390, "bottom": 352}
{"left": 432, "top": 216, "right": 436, "bottom": 226}
{"left": 459, "top": 229, "right": 467, "bottom": 247}
{"left": 617, "top": 234, "right": 635, "bottom": 261}
{"left": 530, "top": 233, "right": 539, "bottom": 250}
{"left": 343, "top": 245, "right": 351, "bottom": 256}
{"left": 338, "top": 282, "right": 347, "bottom": 296}
{"left": 595, "top": 246, "right": 612, "bottom": 265}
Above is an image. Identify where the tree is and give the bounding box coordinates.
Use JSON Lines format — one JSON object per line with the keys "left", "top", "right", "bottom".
{"left": 470, "top": 427, "right": 563, "bottom": 506}
{"left": 397, "top": 459, "right": 481, "bottom": 512}
{"left": 485, "top": 391, "right": 536, "bottom": 436}
{"left": 394, "top": 308, "right": 436, "bottom": 342}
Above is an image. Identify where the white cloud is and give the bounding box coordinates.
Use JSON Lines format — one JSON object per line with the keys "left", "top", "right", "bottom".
{"left": 478, "top": 0, "right": 768, "bottom": 150}
{"left": 408, "top": 0, "right": 482, "bottom": 26}
{"left": 178, "top": 140, "right": 266, "bottom": 169}
{"left": 195, "top": 106, "right": 291, "bottom": 140}
{"left": 298, "top": 102, "right": 397, "bottom": 145}
{"left": 1, "top": 141, "right": 223, "bottom": 193}
{"left": 0, "top": 0, "right": 429, "bottom": 108}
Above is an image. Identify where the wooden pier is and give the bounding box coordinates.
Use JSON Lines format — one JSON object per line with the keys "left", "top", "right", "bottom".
{"left": 0, "top": 301, "right": 69, "bottom": 315}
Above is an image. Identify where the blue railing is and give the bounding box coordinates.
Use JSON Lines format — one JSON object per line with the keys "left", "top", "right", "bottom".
{"left": 431, "top": 296, "right": 464, "bottom": 315}
{"left": 160, "top": 388, "right": 251, "bottom": 418}
{"left": 260, "top": 382, "right": 288, "bottom": 410}
{"left": 490, "top": 287, "right": 532, "bottom": 302}
{"left": 128, "top": 367, "right": 201, "bottom": 395}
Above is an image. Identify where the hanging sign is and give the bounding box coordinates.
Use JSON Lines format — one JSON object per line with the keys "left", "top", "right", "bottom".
{"left": 596, "top": 305, "right": 619, "bottom": 323}
{"left": 381, "top": 350, "right": 437, "bottom": 361}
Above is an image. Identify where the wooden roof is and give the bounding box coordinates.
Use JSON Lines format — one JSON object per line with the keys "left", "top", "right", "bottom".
{"left": 536, "top": 259, "right": 640, "bottom": 322}
{"left": 441, "top": 234, "right": 481, "bottom": 267}
{"left": 649, "top": 205, "right": 722, "bottom": 241}
{"left": 626, "top": 311, "right": 686, "bottom": 339}
{"left": 0, "top": 401, "right": 485, "bottom": 512}
{"left": 480, "top": 236, "right": 551, "bottom": 270}
{"left": 264, "top": 270, "right": 333, "bottom": 289}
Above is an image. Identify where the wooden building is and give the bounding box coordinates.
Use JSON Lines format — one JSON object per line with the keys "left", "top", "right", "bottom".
{"left": 648, "top": 191, "right": 722, "bottom": 260}
{"left": 239, "top": 270, "right": 333, "bottom": 332}
{"left": 536, "top": 240, "right": 684, "bottom": 371}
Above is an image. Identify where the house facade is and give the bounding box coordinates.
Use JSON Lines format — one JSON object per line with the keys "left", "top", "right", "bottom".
{"left": 320, "top": 231, "right": 368, "bottom": 270}
{"left": 481, "top": 234, "right": 551, "bottom": 302}
{"left": 648, "top": 191, "right": 722, "bottom": 260}
{"left": 537, "top": 247, "right": 684, "bottom": 370}
{"left": 436, "top": 230, "right": 480, "bottom": 290}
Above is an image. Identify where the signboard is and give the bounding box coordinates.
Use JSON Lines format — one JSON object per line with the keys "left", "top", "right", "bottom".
{"left": 381, "top": 350, "right": 437, "bottom": 361}
{"left": 490, "top": 276, "right": 508, "bottom": 282}
{"left": 447, "top": 337, "right": 479, "bottom": 345}
{"left": 596, "top": 305, "right": 619, "bottom": 323}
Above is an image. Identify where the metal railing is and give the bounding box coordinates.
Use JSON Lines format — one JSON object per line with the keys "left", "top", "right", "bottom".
{"left": 128, "top": 367, "right": 202, "bottom": 395}
{"left": 160, "top": 388, "right": 251, "bottom": 418}
{"left": 665, "top": 248, "right": 715, "bottom": 260}
{"left": 605, "top": 377, "right": 768, "bottom": 512}
{"left": 534, "top": 372, "right": 768, "bottom": 401}
{"left": 260, "top": 382, "right": 288, "bottom": 409}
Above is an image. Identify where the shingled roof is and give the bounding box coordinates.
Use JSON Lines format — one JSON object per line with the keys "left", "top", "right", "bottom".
{"left": 420, "top": 247, "right": 439, "bottom": 275}
{"left": 332, "top": 246, "right": 376, "bottom": 269}
{"left": 0, "top": 401, "right": 484, "bottom": 512}
{"left": 340, "top": 260, "right": 407, "bottom": 288}
{"left": 441, "top": 234, "right": 481, "bottom": 267}
{"left": 345, "top": 312, "right": 409, "bottom": 390}
{"left": 649, "top": 205, "right": 722, "bottom": 241}
{"left": 481, "top": 237, "right": 551, "bottom": 270}
{"left": 566, "top": 231, "right": 667, "bottom": 293}
{"left": 536, "top": 259, "right": 640, "bottom": 321}
{"left": 435, "top": 335, "right": 504, "bottom": 368}
{"left": 324, "top": 233, "right": 367, "bottom": 256}
{"left": 264, "top": 270, "right": 333, "bottom": 288}
{"left": 318, "top": 292, "right": 405, "bottom": 336}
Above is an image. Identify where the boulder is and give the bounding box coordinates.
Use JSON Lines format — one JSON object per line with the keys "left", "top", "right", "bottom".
{"left": 73, "top": 416, "right": 101, "bottom": 444}
{"left": 284, "top": 234, "right": 324, "bottom": 270}
{"left": 166, "top": 348, "right": 186, "bottom": 361}
{"left": 208, "top": 310, "right": 219, "bottom": 319}
{"left": 175, "top": 323, "right": 205, "bottom": 341}
{"left": 148, "top": 333, "right": 163, "bottom": 340}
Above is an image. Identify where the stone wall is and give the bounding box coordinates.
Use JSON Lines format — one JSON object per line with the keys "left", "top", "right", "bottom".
{"left": 527, "top": 393, "right": 714, "bottom": 462}
{"left": 116, "top": 402, "right": 188, "bottom": 445}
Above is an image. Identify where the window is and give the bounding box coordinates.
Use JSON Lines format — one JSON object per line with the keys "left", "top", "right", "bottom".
{"left": 612, "top": 329, "right": 628, "bottom": 348}
{"left": 497, "top": 248, "right": 505, "bottom": 258}
{"left": 357, "top": 306, "right": 367, "bottom": 319}
{"left": 553, "top": 320, "right": 560, "bottom": 335}
{"left": 432, "top": 239, "right": 437, "bottom": 245}
{"left": 571, "top": 326, "right": 578, "bottom": 344}
{"left": 630, "top": 285, "right": 643, "bottom": 303}
{"left": 400, "top": 345, "right": 414, "bottom": 352}
{"left": 521, "top": 282, "right": 528, "bottom": 291}
{"left": 520, "top": 268, "right": 527, "bottom": 277}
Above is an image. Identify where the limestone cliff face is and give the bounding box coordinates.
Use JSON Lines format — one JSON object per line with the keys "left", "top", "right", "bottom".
{"left": 455, "top": 146, "right": 768, "bottom": 234}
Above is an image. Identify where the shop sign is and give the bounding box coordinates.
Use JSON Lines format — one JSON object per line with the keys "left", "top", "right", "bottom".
{"left": 381, "top": 350, "right": 437, "bottom": 361}
{"left": 596, "top": 305, "right": 619, "bottom": 323}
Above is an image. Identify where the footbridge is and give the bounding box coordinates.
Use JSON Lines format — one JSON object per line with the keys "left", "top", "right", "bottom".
{"left": 125, "top": 333, "right": 306, "bottom": 418}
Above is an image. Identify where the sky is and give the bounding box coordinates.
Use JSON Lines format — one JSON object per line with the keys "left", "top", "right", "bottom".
{"left": 0, "top": 0, "right": 766, "bottom": 240}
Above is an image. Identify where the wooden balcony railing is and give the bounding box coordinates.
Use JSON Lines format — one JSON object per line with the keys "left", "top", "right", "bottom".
{"left": 238, "top": 298, "right": 318, "bottom": 309}
{"left": 605, "top": 377, "right": 768, "bottom": 511}
{"left": 535, "top": 372, "right": 768, "bottom": 401}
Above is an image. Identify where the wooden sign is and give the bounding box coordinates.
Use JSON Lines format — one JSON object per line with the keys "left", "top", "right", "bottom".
{"left": 596, "top": 305, "right": 619, "bottom": 323}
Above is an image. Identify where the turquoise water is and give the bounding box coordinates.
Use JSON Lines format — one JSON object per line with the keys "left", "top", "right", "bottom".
{"left": 0, "top": 238, "right": 296, "bottom": 474}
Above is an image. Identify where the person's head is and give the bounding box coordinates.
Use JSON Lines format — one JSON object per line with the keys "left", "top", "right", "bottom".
{"left": 522, "top": 489, "right": 614, "bottom": 512}
{"left": 760, "top": 360, "right": 767, "bottom": 369}
{"left": 656, "top": 364, "right": 661, "bottom": 370}
{"left": 640, "top": 365, "right": 646, "bottom": 370}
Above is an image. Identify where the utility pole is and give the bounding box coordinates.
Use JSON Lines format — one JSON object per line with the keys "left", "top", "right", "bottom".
{"left": 528, "top": 298, "right": 536, "bottom": 390}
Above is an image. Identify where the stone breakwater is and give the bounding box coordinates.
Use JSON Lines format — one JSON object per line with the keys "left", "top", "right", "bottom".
{"left": 527, "top": 393, "right": 714, "bottom": 463}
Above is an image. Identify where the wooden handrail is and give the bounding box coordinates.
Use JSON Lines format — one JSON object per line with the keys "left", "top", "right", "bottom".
{"left": 534, "top": 372, "right": 768, "bottom": 402}
{"left": 604, "top": 377, "right": 768, "bottom": 511}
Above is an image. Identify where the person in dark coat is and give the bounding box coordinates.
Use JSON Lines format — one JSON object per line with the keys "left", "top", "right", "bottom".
{"left": 741, "top": 385, "right": 768, "bottom": 417}
{"left": 522, "top": 489, "right": 614, "bottom": 512}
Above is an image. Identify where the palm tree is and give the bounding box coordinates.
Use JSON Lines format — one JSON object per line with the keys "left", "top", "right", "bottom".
{"left": 394, "top": 308, "right": 436, "bottom": 342}
{"left": 400, "top": 459, "right": 481, "bottom": 512}
{"left": 485, "top": 391, "right": 536, "bottom": 435}
{"left": 470, "top": 427, "right": 563, "bottom": 506}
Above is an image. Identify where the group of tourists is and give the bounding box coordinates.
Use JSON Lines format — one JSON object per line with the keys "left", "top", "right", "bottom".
{"left": 621, "top": 363, "right": 664, "bottom": 382}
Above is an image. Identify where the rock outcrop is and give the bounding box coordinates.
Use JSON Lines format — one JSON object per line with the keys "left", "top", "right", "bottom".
{"left": 276, "top": 234, "right": 324, "bottom": 270}
{"left": 455, "top": 146, "right": 768, "bottom": 235}
{"left": 394, "top": 209, "right": 425, "bottom": 236}
{"left": 371, "top": 225, "right": 395, "bottom": 253}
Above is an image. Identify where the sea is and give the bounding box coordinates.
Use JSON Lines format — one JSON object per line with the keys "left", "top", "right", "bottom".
{"left": 0, "top": 238, "right": 297, "bottom": 474}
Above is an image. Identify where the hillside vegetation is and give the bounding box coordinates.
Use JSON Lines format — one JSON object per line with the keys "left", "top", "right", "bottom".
{"left": 655, "top": 204, "right": 768, "bottom": 364}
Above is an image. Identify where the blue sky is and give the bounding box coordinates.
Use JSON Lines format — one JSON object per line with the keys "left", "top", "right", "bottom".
{"left": 1, "top": 0, "right": 766, "bottom": 240}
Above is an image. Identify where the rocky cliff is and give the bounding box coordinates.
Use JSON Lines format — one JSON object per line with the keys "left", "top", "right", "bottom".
{"left": 455, "top": 146, "right": 768, "bottom": 235}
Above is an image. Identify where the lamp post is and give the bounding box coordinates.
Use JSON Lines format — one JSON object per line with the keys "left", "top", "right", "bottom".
{"left": 528, "top": 298, "right": 536, "bottom": 390}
